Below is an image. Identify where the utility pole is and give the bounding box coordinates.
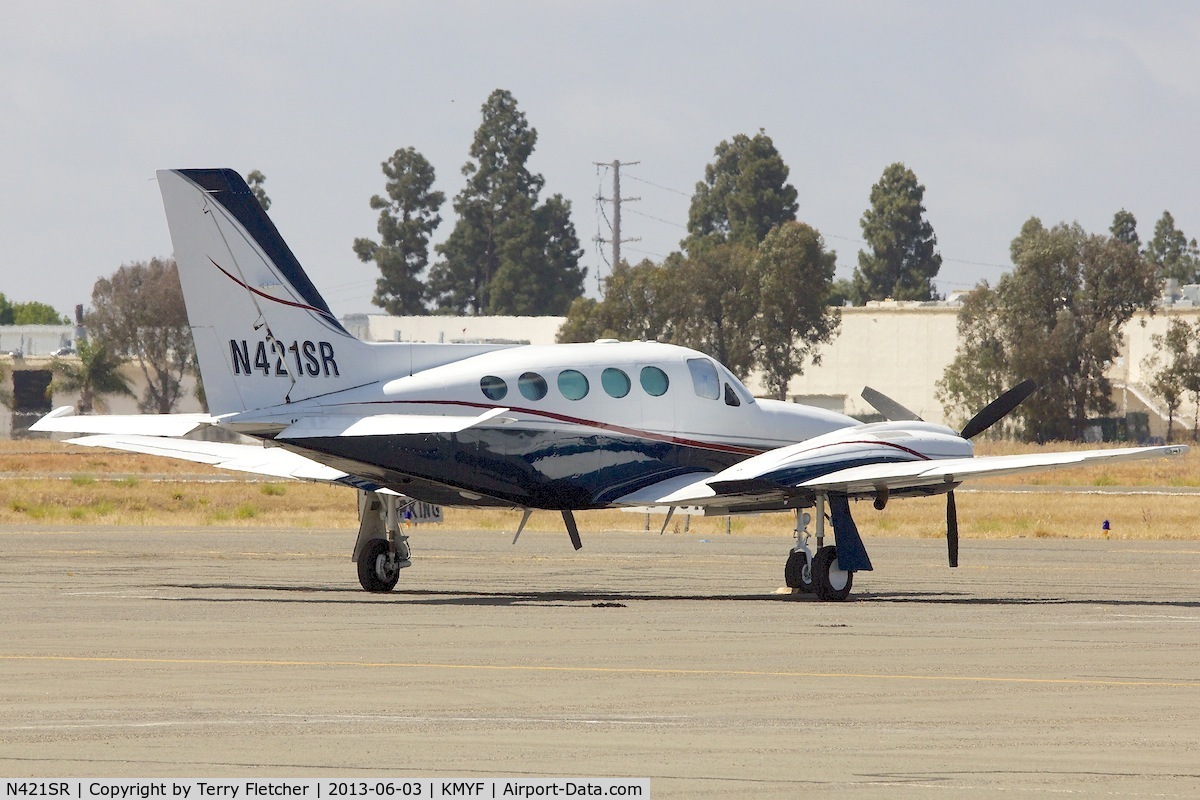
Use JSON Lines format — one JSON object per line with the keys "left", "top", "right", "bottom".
{"left": 595, "top": 159, "right": 640, "bottom": 293}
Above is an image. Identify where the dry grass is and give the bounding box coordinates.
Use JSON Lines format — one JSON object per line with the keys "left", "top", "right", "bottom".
{"left": 1, "top": 438, "right": 1198, "bottom": 539}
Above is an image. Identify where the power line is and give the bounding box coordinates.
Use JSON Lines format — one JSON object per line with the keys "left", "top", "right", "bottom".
{"left": 623, "top": 173, "right": 692, "bottom": 198}
{"left": 627, "top": 207, "right": 687, "bottom": 229}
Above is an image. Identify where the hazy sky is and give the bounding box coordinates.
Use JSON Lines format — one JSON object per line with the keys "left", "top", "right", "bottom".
{"left": 3, "top": 1, "right": 1199, "bottom": 319}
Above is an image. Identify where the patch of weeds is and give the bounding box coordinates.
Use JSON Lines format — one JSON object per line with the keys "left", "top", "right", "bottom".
{"left": 70, "top": 474, "right": 96, "bottom": 486}
{"left": 1091, "top": 473, "right": 1116, "bottom": 487}
{"left": 114, "top": 476, "right": 139, "bottom": 488}
{"left": 208, "top": 510, "right": 231, "bottom": 524}
{"left": 10, "top": 499, "right": 29, "bottom": 513}
{"left": 24, "top": 504, "right": 53, "bottom": 520}
{"left": 90, "top": 501, "right": 115, "bottom": 516}
{"left": 69, "top": 507, "right": 87, "bottom": 520}
{"left": 260, "top": 483, "right": 287, "bottom": 497}
{"left": 233, "top": 504, "right": 259, "bottom": 520}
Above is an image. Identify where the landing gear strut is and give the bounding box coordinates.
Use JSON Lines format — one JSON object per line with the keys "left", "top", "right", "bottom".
{"left": 354, "top": 491, "right": 413, "bottom": 593}
{"left": 785, "top": 494, "right": 857, "bottom": 602}
{"left": 784, "top": 509, "right": 814, "bottom": 593}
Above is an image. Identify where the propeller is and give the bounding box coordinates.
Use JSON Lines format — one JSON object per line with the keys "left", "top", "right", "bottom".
{"left": 944, "top": 379, "right": 1039, "bottom": 567}
{"left": 861, "top": 381, "right": 1038, "bottom": 568}
{"left": 959, "top": 379, "right": 1038, "bottom": 441}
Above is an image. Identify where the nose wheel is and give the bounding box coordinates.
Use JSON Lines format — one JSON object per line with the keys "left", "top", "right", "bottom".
{"left": 358, "top": 537, "right": 405, "bottom": 592}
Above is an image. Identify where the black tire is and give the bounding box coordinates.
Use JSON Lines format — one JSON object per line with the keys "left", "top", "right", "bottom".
{"left": 357, "top": 538, "right": 400, "bottom": 593}
{"left": 784, "top": 549, "right": 814, "bottom": 593}
{"left": 812, "top": 545, "right": 853, "bottom": 602}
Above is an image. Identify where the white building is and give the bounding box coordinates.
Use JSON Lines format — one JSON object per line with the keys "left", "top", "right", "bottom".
{"left": 5, "top": 305, "right": 1190, "bottom": 439}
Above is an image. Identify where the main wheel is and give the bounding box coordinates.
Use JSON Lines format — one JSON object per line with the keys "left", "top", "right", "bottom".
{"left": 357, "top": 538, "right": 400, "bottom": 593}
{"left": 784, "top": 549, "right": 814, "bottom": 593}
{"left": 811, "top": 545, "right": 853, "bottom": 602}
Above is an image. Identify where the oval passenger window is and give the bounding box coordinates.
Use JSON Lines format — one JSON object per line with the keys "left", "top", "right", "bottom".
{"left": 480, "top": 375, "right": 507, "bottom": 401}
{"left": 640, "top": 366, "right": 669, "bottom": 397}
{"left": 519, "top": 372, "right": 548, "bottom": 401}
{"left": 602, "top": 368, "right": 631, "bottom": 398}
{"left": 558, "top": 369, "right": 590, "bottom": 400}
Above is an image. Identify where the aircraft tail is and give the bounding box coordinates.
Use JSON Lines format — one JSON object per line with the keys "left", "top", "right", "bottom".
{"left": 158, "top": 168, "right": 374, "bottom": 415}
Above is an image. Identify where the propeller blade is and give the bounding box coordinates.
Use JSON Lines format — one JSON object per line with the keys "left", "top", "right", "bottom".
{"left": 861, "top": 386, "right": 922, "bottom": 422}
{"left": 960, "top": 379, "right": 1038, "bottom": 440}
{"left": 946, "top": 491, "right": 959, "bottom": 568}
{"left": 562, "top": 510, "right": 583, "bottom": 551}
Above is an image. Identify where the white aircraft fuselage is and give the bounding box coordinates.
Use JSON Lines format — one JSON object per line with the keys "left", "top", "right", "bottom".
{"left": 231, "top": 340, "right": 863, "bottom": 510}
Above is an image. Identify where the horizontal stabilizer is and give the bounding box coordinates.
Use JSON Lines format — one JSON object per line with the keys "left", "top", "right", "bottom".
{"left": 31, "top": 407, "right": 214, "bottom": 437}
{"left": 277, "top": 407, "right": 509, "bottom": 439}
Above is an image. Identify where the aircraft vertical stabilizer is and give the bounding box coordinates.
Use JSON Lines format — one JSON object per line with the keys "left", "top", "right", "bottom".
{"left": 158, "top": 169, "right": 376, "bottom": 414}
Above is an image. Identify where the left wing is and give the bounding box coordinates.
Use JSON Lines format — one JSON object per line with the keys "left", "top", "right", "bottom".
{"left": 31, "top": 407, "right": 214, "bottom": 437}
{"left": 65, "top": 434, "right": 394, "bottom": 491}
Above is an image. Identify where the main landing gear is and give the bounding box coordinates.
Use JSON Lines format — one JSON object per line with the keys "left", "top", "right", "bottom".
{"left": 784, "top": 496, "right": 855, "bottom": 602}
{"left": 354, "top": 491, "right": 413, "bottom": 593}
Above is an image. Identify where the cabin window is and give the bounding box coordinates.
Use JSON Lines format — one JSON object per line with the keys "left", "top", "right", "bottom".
{"left": 724, "top": 383, "right": 741, "bottom": 407}
{"left": 687, "top": 358, "right": 720, "bottom": 400}
{"left": 480, "top": 375, "right": 507, "bottom": 401}
{"left": 519, "top": 371, "right": 548, "bottom": 401}
{"left": 640, "top": 366, "right": 669, "bottom": 396}
{"left": 601, "top": 367, "right": 631, "bottom": 398}
{"left": 558, "top": 369, "right": 590, "bottom": 400}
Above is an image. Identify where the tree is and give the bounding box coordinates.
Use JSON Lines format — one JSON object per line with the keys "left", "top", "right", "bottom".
{"left": 88, "top": 258, "right": 196, "bottom": 413}
{"left": 1143, "top": 320, "right": 1193, "bottom": 442}
{"left": 666, "top": 241, "right": 760, "bottom": 379}
{"left": 852, "top": 162, "right": 942, "bottom": 304}
{"left": 939, "top": 218, "right": 1159, "bottom": 441}
{"left": 0, "top": 293, "right": 67, "bottom": 325}
{"left": 486, "top": 192, "right": 585, "bottom": 315}
{"left": 0, "top": 361, "right": 11, "bottom": 409}
{"left": 557, "top": 259, "right": 676, "bottom": 343}
{"left": 1110, "top": 209, "right": 1140, "bottom": 249}
{"left": 1144, "top": 317, "right": 1200, "bottom": 441}
{"left": 49, "top": 338, "right": 135, "bottom": 414}
{"left": 1146, "top": 210, "right": 1199, "bottom": 284}
{"left": 935, "top": 283, "right": 1009, "bottom": 433}
{"left": 353, "top": 148, "right": 444, "bottom": 315}
{"left": 686, "top": 129, "right": 798, "bottom": 248}
{"left": 428, "top": 89, "right": 584, "bottom": 315}
{"left": 753, "top": 222, "right": 840, "bottom": 399}
{"left": 246, "top": 170, "right": 271, "bottom": 212}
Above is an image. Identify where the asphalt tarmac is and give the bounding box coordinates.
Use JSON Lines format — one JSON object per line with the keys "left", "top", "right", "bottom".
{"left": 1, "top": 524, "right": 1199, "bottom": 798}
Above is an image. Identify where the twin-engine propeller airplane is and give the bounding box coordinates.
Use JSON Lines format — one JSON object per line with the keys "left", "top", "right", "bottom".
{"left": 34, "top": 169, "right": 1188, "bottom": 601}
